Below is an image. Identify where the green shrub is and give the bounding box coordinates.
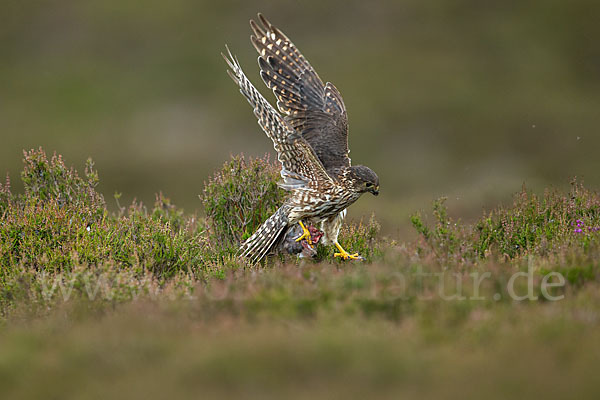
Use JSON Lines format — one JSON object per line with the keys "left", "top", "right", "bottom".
{"left": 412, "top": 180, "right": 600, "bottom": 263}
{"left": 200, "top": 154, "right": 286, "bottom": 257}
{"left": 475, "top": 181, "right": 600, "bottom": 258}
{"left": 410, "top": 197, "right": 470, "bottom": 263}
{"left": 0, "top": 149, "right": 207, "bottom": 281}
{"left": 21, "top": 148, "right": 104, "bottom": 211}
{"left": 0, "top": 175, "right": 12, "bottom": 215}
{"left": 152, "top": 191, "right": 188, "bottom": 233}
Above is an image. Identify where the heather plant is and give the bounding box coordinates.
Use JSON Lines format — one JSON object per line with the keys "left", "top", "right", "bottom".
{"left": 200, "top": 154, "right": 286, "bottom": 257}
{"left": 412, "top": 180, "right": 600, "bottom": 266}
{"left": 475, "top": 181, "right": 600, "bottom": 258}
{"left": 20, "top": 148, "right": 104, "bottom": 211}
{"left": 411, "top": 197, "right": 471, "bottom": 263}
{"left": 152, "top": 191, "right": 189, "bottom": 233}
{"left": 0, "top": 149, "right": 207, "bottom": 281}
{"left": 0, "top": 175, "right": 12, "bottom": 214}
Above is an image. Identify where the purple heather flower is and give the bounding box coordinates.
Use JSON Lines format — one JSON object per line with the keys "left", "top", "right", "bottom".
{"left": 574, "top": 228, "right": 583, "bottom": 233}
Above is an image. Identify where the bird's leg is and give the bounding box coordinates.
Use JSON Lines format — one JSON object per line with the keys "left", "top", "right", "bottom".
{"left": 295, "top": 221, "right": 313, "bottom": 247}
{"left": 334, "top": 241, "right": 363, "bottom": 261}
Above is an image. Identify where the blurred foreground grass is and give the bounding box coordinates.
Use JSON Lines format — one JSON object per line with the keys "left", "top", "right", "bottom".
{"left": 2, "top": 282, "right": 600, "bottom": 400}
{"left": 1, "top": 150, "right": 600, "bottom": 398}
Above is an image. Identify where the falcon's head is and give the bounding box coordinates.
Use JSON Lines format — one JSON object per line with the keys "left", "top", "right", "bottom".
{"left": 349, "top": 165, "right": 379, "bottom": 196}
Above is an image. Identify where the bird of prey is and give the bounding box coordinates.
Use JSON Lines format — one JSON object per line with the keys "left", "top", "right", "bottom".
{"left": 223, "top": 14, "right": 379, "bottom": 263}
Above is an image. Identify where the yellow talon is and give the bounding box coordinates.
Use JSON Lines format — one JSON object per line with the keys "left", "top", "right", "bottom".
{"left": 333, "top": 242, "right": 363, "bottom": 260}
{"left": 295, "top": 221, "right": 313, "bottom": 247}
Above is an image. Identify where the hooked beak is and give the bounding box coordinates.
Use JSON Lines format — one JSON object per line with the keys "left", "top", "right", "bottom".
{"left": 371, "top": 186, "right": 379, "bottom": 196}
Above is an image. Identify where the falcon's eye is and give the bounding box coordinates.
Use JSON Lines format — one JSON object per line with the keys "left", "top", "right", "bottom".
{"left": 365, "top": 182, "right": 373, "bottom": 188}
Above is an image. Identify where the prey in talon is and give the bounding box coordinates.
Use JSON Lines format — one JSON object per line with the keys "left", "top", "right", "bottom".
{"left": 279, "top": 221, "right": 324, "bottom": 258}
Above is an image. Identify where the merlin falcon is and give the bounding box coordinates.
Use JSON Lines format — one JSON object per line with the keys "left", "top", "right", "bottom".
{"left": 223, "top": 14, "right": 379, "bottom": 263}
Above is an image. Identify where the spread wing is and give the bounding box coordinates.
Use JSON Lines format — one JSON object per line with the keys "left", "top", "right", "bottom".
{"left": 223, "top": 48, "right": 333, "bottom": 191}
{"left": 250, "top": 14, "right": 351, "bottom": 171}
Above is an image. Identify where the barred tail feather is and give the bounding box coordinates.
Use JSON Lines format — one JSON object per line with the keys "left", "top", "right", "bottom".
{"left": 239, "top": 206, "right": 290, "bottom": 263}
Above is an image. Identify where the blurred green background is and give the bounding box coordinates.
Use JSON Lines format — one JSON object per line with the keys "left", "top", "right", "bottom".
{"left": 2, "top": 0, "right": 599, "bottom": 234}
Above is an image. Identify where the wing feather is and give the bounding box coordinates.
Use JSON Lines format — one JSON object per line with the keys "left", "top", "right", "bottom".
{"left": 250, "top": 14, "right": 351, "bottom": 170}
{"left": 223, "top": 47, "right": 333, "bottom": 190}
